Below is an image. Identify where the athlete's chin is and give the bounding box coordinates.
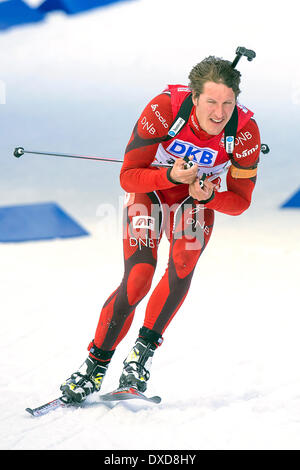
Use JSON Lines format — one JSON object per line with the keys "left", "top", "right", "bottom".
{"left": 207, "top": 129, "right": 222, "bottom": 136}
{"left": 205, "top": 126, "right": 225, "bottom": 136}
{"left": 204, "top": 120, "right": 227, "bottom": 136}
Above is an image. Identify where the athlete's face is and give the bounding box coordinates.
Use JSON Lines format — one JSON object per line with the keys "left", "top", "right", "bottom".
{"left": 192, "top": 81, "right": 236, "bottom": 135}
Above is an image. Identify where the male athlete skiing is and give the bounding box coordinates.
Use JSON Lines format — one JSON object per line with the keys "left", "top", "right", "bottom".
{"left": 60, "top": 54, "right": 261, "bottom": 403}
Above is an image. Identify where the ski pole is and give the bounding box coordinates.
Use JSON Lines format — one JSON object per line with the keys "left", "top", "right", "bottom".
{"left": 13, "top": 146, "right": 171, "bottom": 167}
{"left": 14, "top": 147, "right": 124, "bottom": 164}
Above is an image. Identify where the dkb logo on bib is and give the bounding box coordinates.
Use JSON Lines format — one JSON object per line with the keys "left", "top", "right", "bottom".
{"left": 167, "top": 139, "right": 218, "bottom": 166}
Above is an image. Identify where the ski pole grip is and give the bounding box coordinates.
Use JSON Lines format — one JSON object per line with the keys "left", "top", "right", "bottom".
{"left": 183, "top": 156, "right": 195, "bottom": 169}
{"left": 199, "top": 174, "right": 206, "bottom": 189}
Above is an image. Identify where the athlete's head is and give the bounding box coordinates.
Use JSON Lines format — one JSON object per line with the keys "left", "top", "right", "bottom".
{"left": 189, "top": 56, "right": 241, "bottom": 99}
{"left": 189, "top": 56, "right": 241, "bottom": 135}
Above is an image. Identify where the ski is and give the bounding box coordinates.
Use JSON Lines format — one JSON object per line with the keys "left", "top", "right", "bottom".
{"left": 26, "top": 388, "right": 161, "bottom": 417}
{"left": 99, "top": 387, "right": 161, "bottom": 404}
{"left": 25, "top": 396, "right": 75, "bottom": 417}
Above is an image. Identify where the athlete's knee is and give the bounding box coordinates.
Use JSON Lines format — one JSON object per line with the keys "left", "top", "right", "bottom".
{"left": 172, "top": 244, "right": 200, "bottom": 279}
{"left": 127, "top": 263, "right": 155, "bottom": 306}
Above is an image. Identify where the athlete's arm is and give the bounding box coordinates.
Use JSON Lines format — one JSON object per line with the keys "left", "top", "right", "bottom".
{"left": 120, "top": 93, "right": 181, "bottom": 193}
{"left": 204, "top": 118, "right": 261, "bottom": 216}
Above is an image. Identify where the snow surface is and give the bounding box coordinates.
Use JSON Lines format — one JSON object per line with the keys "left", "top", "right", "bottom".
{"left": 1, "top": 0, "right": 300, "bottom": 451}
{"left": 1, "top": 212, "right": 300, "bottom": 451}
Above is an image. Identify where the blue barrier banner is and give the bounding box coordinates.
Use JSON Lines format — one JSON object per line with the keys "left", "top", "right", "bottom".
{"left": 281, "top": 189, "right": 300, "bottom": 209}
{"left": 0, "top": 202, "right": 89, "bottom": 242}
{"left": 0, "top": 0, "right": 132, "bottom": 30}
{"left": 38, "top": 0, "right": 126, "bottom": 14}
{"left": 0, "top": 0, "right": 45, "bottom": 31}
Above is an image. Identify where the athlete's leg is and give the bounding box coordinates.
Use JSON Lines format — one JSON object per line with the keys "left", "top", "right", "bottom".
{"left": 61, "top": 192, "right": 165, "bottom": 402}
{"left": 117, "top": 198, "right": 215, "bottom": 393}
{"left": 143, "top": 198, "right": 214, "bottom": 335}
{"left": 92, "top": 192, "right": 164, "bottom": 352}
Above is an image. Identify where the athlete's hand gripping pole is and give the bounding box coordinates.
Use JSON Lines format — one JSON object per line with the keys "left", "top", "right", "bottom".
{"left": 182, "top": 156, "right": 206, "bottom": 188}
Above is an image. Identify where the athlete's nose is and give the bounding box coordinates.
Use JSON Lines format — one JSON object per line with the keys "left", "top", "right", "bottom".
{"left": 212, "top": 103, "right": 224, "bottom": 120}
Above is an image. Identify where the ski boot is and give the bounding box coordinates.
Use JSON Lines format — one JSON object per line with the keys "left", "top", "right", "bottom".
{"left": 60, "top": 341, "right": 114, "bottom": 403}
{"left": 119, "top": 327, "right": 163, "bottom": 393}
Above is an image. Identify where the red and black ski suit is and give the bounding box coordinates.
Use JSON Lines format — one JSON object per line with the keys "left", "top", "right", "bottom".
{"left": 91, "top": 85, "right": 261, "bottom": 355}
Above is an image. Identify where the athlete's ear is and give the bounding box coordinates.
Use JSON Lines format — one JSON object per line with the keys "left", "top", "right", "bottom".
{"left": 192, "top": 92, "right": 198, "bottom": 106}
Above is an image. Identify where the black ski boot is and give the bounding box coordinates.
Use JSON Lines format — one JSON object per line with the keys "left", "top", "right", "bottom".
{"left": 119, "top": 327, "right": 163, "bottom": 393}
{"left": 60, "top": 342, "right": 114, "bottom": 403}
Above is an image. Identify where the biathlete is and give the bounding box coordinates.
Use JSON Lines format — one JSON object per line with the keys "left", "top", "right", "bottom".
{"left": 61, "top": 55, "right": 261, "bottom": 402}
